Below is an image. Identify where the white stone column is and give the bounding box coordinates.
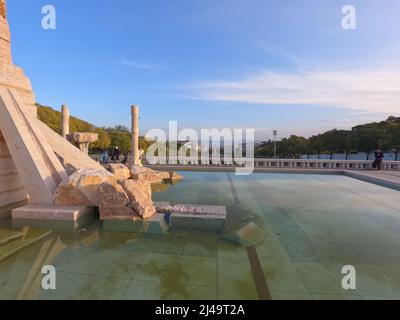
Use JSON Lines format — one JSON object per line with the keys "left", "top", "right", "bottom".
{"left": 61, "top": 104, "right": 70, "bottom": 138}
{"left": 131, "top": 105, "right": 141, "bottom": 166}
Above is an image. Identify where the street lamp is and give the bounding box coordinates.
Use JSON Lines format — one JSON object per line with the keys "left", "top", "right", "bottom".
{"left": 273, "top": 130, "right": 278, "bottom": 159}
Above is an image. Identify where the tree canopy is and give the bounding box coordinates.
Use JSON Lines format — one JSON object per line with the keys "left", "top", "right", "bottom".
{"left": 255, "top": 117, "right": 400, "bottom": 160}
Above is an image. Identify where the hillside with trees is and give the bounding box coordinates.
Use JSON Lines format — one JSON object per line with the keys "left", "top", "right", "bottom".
{"left": 37, "top": 104, "right": 400, "bottom": 160}
{"left": 256, "top": 116, "right": 400, "bottom": 160}
{"left": 37, "top": 104, "right": 150, "bottom": 154}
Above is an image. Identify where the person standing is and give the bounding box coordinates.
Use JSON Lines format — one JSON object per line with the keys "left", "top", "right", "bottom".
{"left": 373, "top": 149, "right": 384, "bottom": 170}
{"left": 113, "top": 146, "right": 121, "bottom": 163}
{"left": 100, "top": 150, "right": 109, "bottom": 164}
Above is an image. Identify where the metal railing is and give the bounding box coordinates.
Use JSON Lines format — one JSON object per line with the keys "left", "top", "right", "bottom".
{"left": 146, "top": 157, "right": 400, "bottom": 171}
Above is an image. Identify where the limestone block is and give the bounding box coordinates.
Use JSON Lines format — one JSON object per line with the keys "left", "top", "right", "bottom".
{"left": 66, "top": 132, "right": 98, "bottom": 154}
{"left": 110, "top": 163, "right": 130, "bottom": 180}
{"left": 0, "top": 173, "right": 23, "bottom": 193}
{"left": 54, "top": 168, "right": 115, "bottom": 206}
{"left": 154, "top": 201, "right": 172, "bottom": 213}
{"left": 0, "top": 157, "right": 17, "bottom": 175}
{"left": 0, "top": 188, "right": 27, "bottom": 208}
{"left": 169, "top": 205, "right": 227, "bottom": 233}
{"left": 98, "top": 182, "right": 137, "bottom": 220}
{"left": 12, "top": 205, "right": 94, "bottom": 222}
{"left": 0, "top": 59, "right": 36, "bottom": 115}
{"left": 1, "top": 5, "right": 36, "bottom": 113}
{"left": 119, "top": 179, "right": 156, "bottom": 219}
{"left": 0, "top": 141, "right": 11, "bottom": 157}
{"left": 0, "top": 13, "right": 11, "bottom": 65}
{"left": 130, "top": 165, "right": 170, "bottom": 185}
{"left": 171, "top": 204, "right": 227, "bottom": 216}
{"left": 70, "top": 132, "right": 98, "bottom": 144}
{"left": 0, "top": 89, "right": 67, "bottom": 205}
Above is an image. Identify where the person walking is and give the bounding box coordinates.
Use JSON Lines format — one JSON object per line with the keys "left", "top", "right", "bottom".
{"left": 373, "top": 149, "right": 384, "bottom": 170}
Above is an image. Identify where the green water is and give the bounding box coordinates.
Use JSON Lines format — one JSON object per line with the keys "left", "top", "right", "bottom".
{"left": 1, "top": 171, "right": 400, "bottom": 300}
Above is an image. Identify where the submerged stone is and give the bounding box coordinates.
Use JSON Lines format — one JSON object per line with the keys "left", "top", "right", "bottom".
{"left": 154, "top": 201, "right": 172, "bottom": 213}
{"left": 168, "top": 204, "right": 227, "bottom": 233}
{"left": 103, "top": 214, "right": 169, "bottom": 235}
{"left": 223, "top": 222, "right": 265, "bottom": 247}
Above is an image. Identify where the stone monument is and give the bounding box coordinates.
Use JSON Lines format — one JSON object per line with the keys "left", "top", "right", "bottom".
{"left": 0, "top": 0, "right": 35, "bottom": 116}
{"left": 0, "top": 0, "right": 103, "bottom": 220}
{"left": 0, "top": 2, "right": 158, "bottom": 223}
{"left": 0, "top": 0, "right": 36, "bottom": 210}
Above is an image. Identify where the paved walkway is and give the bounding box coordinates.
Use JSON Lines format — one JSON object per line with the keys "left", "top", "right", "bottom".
{"left": 148, "top": 165, "right": 400, "bottom": 191}
{"left": 345, "top": 170, "right": 400, "bottom": 191}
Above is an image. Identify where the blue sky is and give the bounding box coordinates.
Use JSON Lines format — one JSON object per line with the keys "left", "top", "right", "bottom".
{"left": 7, "top": 0, "right": 400, "bottom": 140}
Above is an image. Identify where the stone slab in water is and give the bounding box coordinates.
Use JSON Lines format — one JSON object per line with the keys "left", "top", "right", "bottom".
{"left": 169, "top": 204, "right": 227, "bottom": 233}
{"left": 12, "top": 205, "right": 94, "bottom": 222}
{"left": 103, "top": 214, "right": 169, "bottom": 235}
{"left": 12, "top": 215, "right": 93, "bottom": 233}
{"left": 154, "top": 201, "right": 172, "bottom": 213}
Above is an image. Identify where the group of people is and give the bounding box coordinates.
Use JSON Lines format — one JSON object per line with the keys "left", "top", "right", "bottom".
{"left": 100, "top": 146, "right": 122, "bottom": 164}
{"left": 99, "top": 147, "right": 144, "bottom": 165}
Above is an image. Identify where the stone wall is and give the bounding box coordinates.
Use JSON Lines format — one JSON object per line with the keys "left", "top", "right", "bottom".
{"left": 0, "top": 133, "right": 27, "bottom": 209}
{"left": 0, "top": 2, "right": 36, "bottom": 212}
{"left": 0, "top": 11, "right": 36, "bottom": 116}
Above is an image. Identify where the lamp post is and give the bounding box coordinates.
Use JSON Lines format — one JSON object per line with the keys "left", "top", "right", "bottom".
{"left": 273, "top": 130, "right": 278, "bottom": 159}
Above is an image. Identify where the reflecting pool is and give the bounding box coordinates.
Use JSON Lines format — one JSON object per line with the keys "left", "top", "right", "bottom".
{"left": 1, "top": 171, "right": 400, "bottom": 300}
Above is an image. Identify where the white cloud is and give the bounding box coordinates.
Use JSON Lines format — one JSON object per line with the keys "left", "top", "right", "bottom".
{"left": 189, "top": 63, "right": 400, "bottom": 114}
{"left": 120, "top": 59, "right": 166, "bottom": 71}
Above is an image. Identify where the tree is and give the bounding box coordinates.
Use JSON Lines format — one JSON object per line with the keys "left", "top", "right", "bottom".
{"left": 351, "top": 125, "right": 387, "bottom": 160}
{"left": 91, "top": 128, "right": 111, "bottom": 150}
{"left": 309, "top": 135, "right": 324, "bottom": 159}
{"left": 388, "top": 124, "right": 400, "bottom": 161}
{"left": 319, "top": 130, "right": 351, "bottom": 159}
{"left": 255, "top": 140, "right": 274, "bottom": 158}
{"left": 37, "top": 105, "right": 61, "bottom": 133}
{"left": 286, "top": 135, "right": 310, "bottom": 158}
{"left": 104, "top": 128, "right": 131, "bottom": 154}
